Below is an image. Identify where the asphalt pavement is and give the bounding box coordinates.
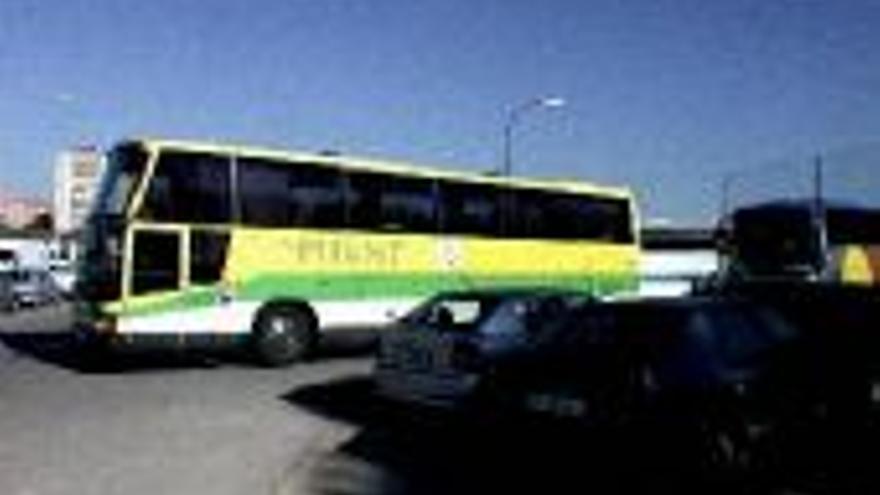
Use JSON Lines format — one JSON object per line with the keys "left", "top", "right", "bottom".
{"left": 0, "top": 304, "right": 874, "bottom": 495}
{"left": 0, "top": 304, "right": 371, "bottom": 495}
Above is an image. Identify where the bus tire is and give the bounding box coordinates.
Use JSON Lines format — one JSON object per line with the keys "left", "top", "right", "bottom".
{"left": 252, "top": 304, "right": 317, "bottom": 366}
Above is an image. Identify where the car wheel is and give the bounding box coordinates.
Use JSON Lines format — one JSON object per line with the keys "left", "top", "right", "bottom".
{"left": 699, "top": 415, "right": 754, "bottom": 471}
{"left": 252, "top": 305, "right": 317, "bottom": 366}
{"left": 690, "top": 399, "right": 780, "bottom": 482}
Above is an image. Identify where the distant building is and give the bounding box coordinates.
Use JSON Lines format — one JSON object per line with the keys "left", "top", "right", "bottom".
{"left": 53, "top": 146, "right": 105, "bottom": 234}
{"left": 0, "top": 189, "right": 50, "bottom": 229}
{"left": 639, "top": 227, "right": 719, "bottom": 297}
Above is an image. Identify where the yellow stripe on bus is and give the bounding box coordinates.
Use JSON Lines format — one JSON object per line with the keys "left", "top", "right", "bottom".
{"left": 224, "top": 228, "right": 636, "bottom": 282}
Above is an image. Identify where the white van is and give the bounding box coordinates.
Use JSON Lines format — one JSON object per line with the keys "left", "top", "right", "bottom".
{"left": 0, "top": 248, "right": 18, "bottom": 273}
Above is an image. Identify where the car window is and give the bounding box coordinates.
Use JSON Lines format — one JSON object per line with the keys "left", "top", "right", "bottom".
{"left": 475, "top": 294, "right": 587, "bottom": 337}
{"left": 436, "top": 300, "right": 483, "bottom": 326}
{"left": 406, "top": 296, "right": 496, "bottom": 330}
{"left": 480, "top": 300, "right": 530, "bottom": 335}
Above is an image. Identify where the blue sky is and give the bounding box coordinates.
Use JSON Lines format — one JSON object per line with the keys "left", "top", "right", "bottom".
{"left": 2, "top": 0, "right": 879, "bottom": 223}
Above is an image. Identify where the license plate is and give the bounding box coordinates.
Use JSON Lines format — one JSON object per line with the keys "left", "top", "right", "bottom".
{"left": 391, "top": 336, "right": 454, "bottom": 371}
{"left": 524, "top": 392, "right": 588, "bottom": 418}
{"left": 399, "top": 344, "right": 434, "bottom": 370}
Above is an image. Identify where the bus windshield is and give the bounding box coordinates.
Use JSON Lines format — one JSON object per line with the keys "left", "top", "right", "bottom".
{"left": 78, "top": 143, "right": 147, "bottom": 302}
{"left": 94, "top": 143, "right": 149, "bottom": 216}
{"left": 732, "top": 207, "right": 821, "bottom": 276}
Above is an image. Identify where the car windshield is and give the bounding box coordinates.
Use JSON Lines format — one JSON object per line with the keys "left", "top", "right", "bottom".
{"left": 480, "top": 299, "right": 530, "bottom": 335}
{"left": 404, "top": 292, "right": 586, "bottom": 334}
{"left": 481, "top": 294, "right": 588, "bottom": 336}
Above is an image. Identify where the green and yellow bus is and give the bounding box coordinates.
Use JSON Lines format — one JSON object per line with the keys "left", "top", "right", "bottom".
{"left": 76, "top": 138, "right": 640, "bottom": 364}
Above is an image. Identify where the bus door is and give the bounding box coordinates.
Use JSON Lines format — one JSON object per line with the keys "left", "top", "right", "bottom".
{"left": 126, "top": 225, "right": 186, "bottom": 300}
{"left": 126, "top": 225, "right": 231, "bottom": 301}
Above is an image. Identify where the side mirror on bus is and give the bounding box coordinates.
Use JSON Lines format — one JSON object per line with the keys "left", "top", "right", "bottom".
{"left": 714, "top": 225, "right": 733, "bottom": 255}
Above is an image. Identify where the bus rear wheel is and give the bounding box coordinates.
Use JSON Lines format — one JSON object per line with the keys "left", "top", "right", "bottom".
{"left": 252, "top": 305, "right": 317, "bottom": 366}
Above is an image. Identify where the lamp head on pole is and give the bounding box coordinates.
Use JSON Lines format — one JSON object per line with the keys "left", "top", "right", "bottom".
{"left": 538, "top": 97, "right": 566, "bottom": 108}
{"left": 502, "top": 95, "right": 566, "bottom": 176}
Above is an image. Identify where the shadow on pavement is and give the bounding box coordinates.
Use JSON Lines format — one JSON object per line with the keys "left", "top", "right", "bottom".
{"left": 0, "top": 328, "right": 377, "bottom": 374}
{"left": 0, "top": 331, "right": 237, "bottom": 372}
{"left": 281, "top": 376, "right": 777, "bottom": 495}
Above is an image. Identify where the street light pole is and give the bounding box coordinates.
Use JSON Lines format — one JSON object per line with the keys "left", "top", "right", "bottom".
{"left": 502, "top": 96, "right": 565, "bottom": 176}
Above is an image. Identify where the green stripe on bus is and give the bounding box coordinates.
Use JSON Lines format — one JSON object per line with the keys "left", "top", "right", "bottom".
{"left": 238, "top": 272, "right": 635, "bottom": 300}
{"left": 110, "top": 287, "right": 218, "bottom": 317}
{"left": 115, "top": 272, "right": 636, "bottom": 317}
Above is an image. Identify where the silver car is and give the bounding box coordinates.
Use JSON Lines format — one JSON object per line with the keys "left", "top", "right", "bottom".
{"left": 10, "top": 269, "right": 58, "bottom": 308}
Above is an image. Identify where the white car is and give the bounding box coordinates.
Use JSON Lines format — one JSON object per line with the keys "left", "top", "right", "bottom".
{"left": 10, "top": 269, "right": 59, "bottom": 308}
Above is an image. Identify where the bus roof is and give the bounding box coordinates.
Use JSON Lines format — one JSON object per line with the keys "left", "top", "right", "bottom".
{"left": 123, "top": 137, "right": 634, "bottom": 200}
{"left": 732, "top": 198, "right": 880, "bottom": 216}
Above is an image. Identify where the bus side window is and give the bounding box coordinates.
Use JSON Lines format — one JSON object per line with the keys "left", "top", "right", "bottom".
{"left": 380, "top": 176, "right": 437, "bottom": 233}
{"left": 287, "top": 164, "right": 345, "bottom": 228}
{"left": 140, "top": 173, "right": 172, "bottom": 220}
{"left": 190, "top": 231, "right": 230, "bottom": 285}
{"left": 140, "top": 152, "right": 231, "bottom": 224}
{"left": 581, "top": 197, "right": 634, "bottom": 243}
{"left": 508, "top": 189, "right": 547, "bottom": 238}
{"left": 346, "top": 173, "right": 383, "bottom": 230}
{"left": 238, "top": 158, "right": 289, "bottom": 226}
{"left": 132, "top": 231, "right": 180, "bottom": 295}
{"left": 439, "top": 182, "right": 501, "bottom": 237}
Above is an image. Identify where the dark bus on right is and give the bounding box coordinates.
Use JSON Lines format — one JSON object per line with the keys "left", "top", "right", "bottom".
{"left": 720, "top": 199, "right": 880, "bottom": 286}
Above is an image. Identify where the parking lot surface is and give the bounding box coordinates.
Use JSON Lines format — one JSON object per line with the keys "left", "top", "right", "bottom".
{"left": 0, "top": 304, "right": 374, "bottom": 495}
{"left": 1, "top": 304, "right": 876, "bottom": 494}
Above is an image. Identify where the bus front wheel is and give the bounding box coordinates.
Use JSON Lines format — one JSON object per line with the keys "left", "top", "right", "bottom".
{"left": 252, "top": 304, "right": 317, "bottom": 366}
